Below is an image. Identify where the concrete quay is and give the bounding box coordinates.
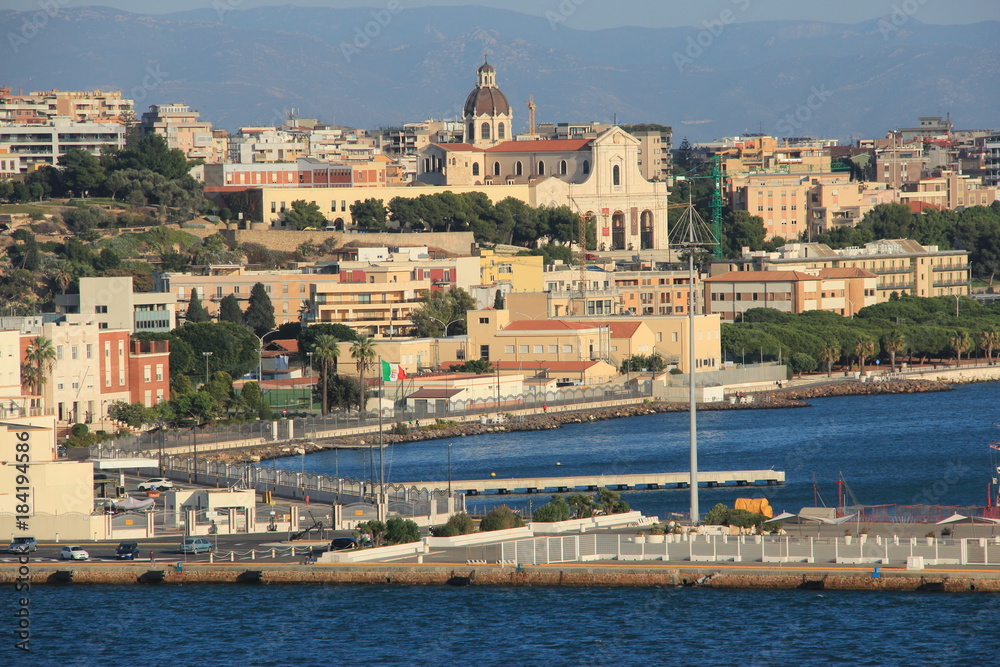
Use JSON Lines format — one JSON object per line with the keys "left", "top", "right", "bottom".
{"left": 417, "top": 469, "right": 785, "bottom": 495}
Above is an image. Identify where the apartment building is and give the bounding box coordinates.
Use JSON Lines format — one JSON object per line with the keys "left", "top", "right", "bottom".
{"left": 310, "top": 266, "right": 432, "bottom": 337}
{"left": 140, "top": 103, "right": 215, "bottom": 162}
{"left": 729, "top": 172, "right": 847, "bottom": 241}
{"left": 704, "top": 268, "right": 878, "bottom": 321}
{"left": 0, "top": 118, "right": 124, "bottom": 172}
{"left": 723, "top": 240, "right": 970, "bottom": 301}
{"left": 899, "top": 169, "right": 998, "bottom": 210}
{"left": 612, "top": 270, "right": 696, "bottom": 316}
{"left": 808, "top": 182, "right": 898, "bottom": 235}
{"left": 631, "top": 127, "right": 673, "bottom": 182}
{"left": 56, "top": 276, "right": 177, "bottom": 334}
{"left": 0, "top": 87, "right": 133, "bottom": 125}
{"left": 154, "top": 265, "right": 336, "bottom": 326}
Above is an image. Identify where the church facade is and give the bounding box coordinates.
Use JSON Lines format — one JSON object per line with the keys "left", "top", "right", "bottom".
{"left": 418, "top": 61, "right": 670, "bottom": 251}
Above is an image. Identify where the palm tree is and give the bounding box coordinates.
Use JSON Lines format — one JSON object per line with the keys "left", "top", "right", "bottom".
{"left": 20, "top": 336, "right": 56, "bottom": 405}
{"left": 881, "top": 329, "right": 905, "bottom": 372}
{"left": 350, "top": 334, "right": 377, "bottom": 413}
{"left": 313, "top": 334, "right": 341, "bottom": 416}
{"left": 980, "top": 328, "right": 999, "bottom": 366}
{"left": 949, "top": 329, "right": 972, "bottom": 365}
{"left": 853, "top": 335, "right": 875, "bottom": 375}
{"left": 818, "top": 341, "right": 840, "bottom": 378}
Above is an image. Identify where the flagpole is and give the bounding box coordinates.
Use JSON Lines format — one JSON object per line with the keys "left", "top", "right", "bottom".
{"left": 378, "top": 356, "right": 384, "bottom": 512}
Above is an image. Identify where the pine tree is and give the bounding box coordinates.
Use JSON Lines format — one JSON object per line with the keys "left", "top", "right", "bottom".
{"left": 218, "top": 294, "right": 244, "bottom": 324}
{"left": 493, "top": 290, "right": 505, "bottom": 310}
{"left": 186, "top": 288, "right": 210, "bottom": 323}
{"left": 244, "top": 282, "right": 276, "bottom": 336}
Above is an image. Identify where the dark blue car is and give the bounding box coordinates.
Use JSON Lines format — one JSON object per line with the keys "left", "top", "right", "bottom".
{"left": 116, "top": 542, "right": 140, "bottom": 560}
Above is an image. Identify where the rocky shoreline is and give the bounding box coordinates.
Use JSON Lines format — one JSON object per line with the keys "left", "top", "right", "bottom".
{"left": 219, "top": 378, "right": 951, "bottom": 463}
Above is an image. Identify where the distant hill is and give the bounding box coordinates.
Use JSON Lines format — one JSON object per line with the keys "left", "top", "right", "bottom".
{"left": 1, "top": 5, "right": 997, "bottom": 142}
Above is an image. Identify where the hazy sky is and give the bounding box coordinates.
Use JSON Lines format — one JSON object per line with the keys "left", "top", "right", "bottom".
{"left": 4, "top": 0, "right": 998, "bottom": 28}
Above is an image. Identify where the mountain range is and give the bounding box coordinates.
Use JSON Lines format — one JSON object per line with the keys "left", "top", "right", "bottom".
{"left": 1, "top": 5, "right": 998, "bottom": 142}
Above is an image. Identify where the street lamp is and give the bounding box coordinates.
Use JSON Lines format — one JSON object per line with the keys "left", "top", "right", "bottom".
{"left": 255, "top": 328, "right": 281, "bottom": 386}
{"left": 306, "top": 351, "right": 315, "bottom": 411}
{"left": 202, "top": 351, "right": 213, "bottom": 384}
{"left": 447, "top": 442, "right": 453, "bottom": 497}
{"left": 427, "top": 315, "right": 463, "bottom": 337}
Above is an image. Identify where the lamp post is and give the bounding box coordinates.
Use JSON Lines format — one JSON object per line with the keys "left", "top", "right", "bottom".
{"left": 202, "top": 351, "right": 213, "bottom": 384}
{"left": 447, "top": 442, "right": 453, "bottom": 497}
{"left": 255, "top": 328, "right": 281, "bottom": 386}
{"left": 306, "top": 351, "right": 314, "bottom": 411}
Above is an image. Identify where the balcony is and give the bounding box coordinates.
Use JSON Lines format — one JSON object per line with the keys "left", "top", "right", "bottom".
{"left": 933, "top": 280, "right": 972, "bottom": 288}
{"left": 877, "top": 283, "right": 915, "bottom": 291}
{"left": 932, "top": 265, "right": 970, "bottom": 272}
{"left": 871, "top": 267, "right": 912, "bottom": 275}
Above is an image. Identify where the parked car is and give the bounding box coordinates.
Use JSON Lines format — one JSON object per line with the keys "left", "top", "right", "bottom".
{"left": 7, "top": 537, "right": 37, "bottom": 554}
{"left": 180, "top": 537, "right": 214, "bottom": 554}
{"left": 330, "top": 537, "right": 358, "bottom": 551}
{"left": 116, "top": 542, "right": 140, "bottom": 560}
{"left": 137, "top": 478, "right": 174, "bottom": 491}
{"left": 60, "top": 545, "right": 89, "bottom": 561}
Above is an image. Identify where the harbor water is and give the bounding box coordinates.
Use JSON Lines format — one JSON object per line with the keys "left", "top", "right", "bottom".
{"left": 25, "top": 383, "right": 1000, "bottom": 664}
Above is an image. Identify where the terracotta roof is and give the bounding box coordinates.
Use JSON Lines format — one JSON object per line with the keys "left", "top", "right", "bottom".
{"left": 502, "top": 320, "right": 597, "bottom": 332}
{"left": 265, "top": 339, "right": 299, "bottom": 352}
{"left": 485, "top": 139, "right": 593, "bottom": 153}
{"left": 907, "top": 200, "right": 945, "bottom": 213}
{"left": 705, "top": 270, "right": 820, "bottom": 282}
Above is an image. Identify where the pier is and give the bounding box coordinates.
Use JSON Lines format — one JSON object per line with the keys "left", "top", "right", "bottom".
{"left": 410, "top": 469, "right": 784, "bottom": 495}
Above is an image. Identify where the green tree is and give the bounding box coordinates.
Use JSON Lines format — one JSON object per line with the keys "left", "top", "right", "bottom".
{"left": 596, "top": 488, "right": 630, "bottom": 514}
{"left": 384, "top": 517, "right": 421, "bottom": 545}
{"left": 297, "top": 323, "right": 357, "bottom": 359}
{"left": 239, "top": 381, "right": 271, "bottom": 420}
{"left": 949, "top": 329, "right": 972, "bottom": 364}
{"left": 980, "top": 328, "right": 999, "bottom": 365}
{"left": 110, "top": 133, "right": 191, "bottom": 180}
{"left": 313, "top": 334, "right": 342, "bottom": 415}
{"left": 185, "top": 288, "right": 210, "bottom": 323}
{"left": 788, "top": 353, "right": 817, "bottom": 376}
{"left": 853, "top": 334, "right": 876, "bottom": 374}
{"left": 284, "top": 200, "right": 326, "bottom": 229}
{"left": 354, "top": 520, "right": 386, "bottom": 547}
{"left": 881, "top": 329, "right": 906, "bottom": 372}
{"left": 244, "top": 282, "right": 276, "bottom": 336}
{"left": 410, "top": 287, "right": 477, "bottom": 337}
{"left": 218, "top": 294, "right": 244, "bottom": 324}
{"left": 170, "top": 321, "right": 261, "bottom": 380}
{"left": 479, "top": 505, "right": 525, "bottom": 532}
{"left": 449, "top": 359, "right": 493, "bottom": 373}
{"left": 567, "top": 494, "right": 594, "bottom": 519}
{"left": 722, "top": 210, "right": 767, "bottom": 258}
{"left": 58, "top": 148, "right": 105, "bottom": 197}
{"left": 20, "top": 336, "right": 56, "bottom": 401}
{"left": 532, "top": 496, "right": 571, "bottom": 522}
{"left": 818, "top": 341, "right": 840, "bottom": 377}
{"left": 350, "top": 198, "right": 387, "bottom": 230}
{"left": 313, "top": 374, "right": 363, "bottom": 412}
{"left": 350, "top": 335, "right": 377, "bottom": 412}
{"left": 107, "top": 401, "right": 152, "bottom": 428}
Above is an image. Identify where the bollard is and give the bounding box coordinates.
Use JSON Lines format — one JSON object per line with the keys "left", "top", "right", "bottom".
{"left": 251, "top": 550, "right": 256, "bottom": 561}
{"left": 209, "top": 552, "right": 214, "bottom": 564}
{"left": 271, "top": 548, "right": 276, "bottom": 559}
{"left": 230, "top": 552, "right": 235, "bottom": 562}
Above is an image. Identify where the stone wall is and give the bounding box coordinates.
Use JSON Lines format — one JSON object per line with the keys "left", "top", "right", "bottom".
{"left": 220, "top": 229, "right": 477, "bottom": 256}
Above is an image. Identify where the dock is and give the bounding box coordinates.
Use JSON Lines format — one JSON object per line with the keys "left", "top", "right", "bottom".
{"left": 408, "top": 469, "right": 784, "bottom": 495}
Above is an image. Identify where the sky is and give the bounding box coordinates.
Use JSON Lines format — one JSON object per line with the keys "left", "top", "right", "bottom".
{"left": 4, "top": 0, "right": 999, "bottom": 28}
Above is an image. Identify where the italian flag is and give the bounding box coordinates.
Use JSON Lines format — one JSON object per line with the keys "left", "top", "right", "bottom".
{"left": 381, "top": 360, "right": 406, "bottom": 382}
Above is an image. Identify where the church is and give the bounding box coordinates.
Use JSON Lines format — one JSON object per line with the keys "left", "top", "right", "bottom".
{"left": 417, "top": 60, "right": 671, "bottom": 252}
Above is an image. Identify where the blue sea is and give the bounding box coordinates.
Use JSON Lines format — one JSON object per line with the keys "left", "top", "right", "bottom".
{"left": 17, "top": 383, "right": 1000, "bottom": 664}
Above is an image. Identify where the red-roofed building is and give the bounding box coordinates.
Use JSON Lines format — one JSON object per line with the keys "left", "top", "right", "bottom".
{"left": 704, "top": 268, "right": 877, "bottom": 320}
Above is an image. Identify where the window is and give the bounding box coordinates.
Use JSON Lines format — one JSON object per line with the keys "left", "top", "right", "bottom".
{"left": 95, "top": 305, "right": 108, "bottom": 314}
{"left": 472, "top": 162, "right": 480, "bottom": 176}
{"left": 217, "top": 286, "right": 224, "bottom": 297}
{"left": 497, "top": 122, "right": 505, "bottom": 140}
{"left": 479, "top": 345, "right": 490, "bottom": 360}
{"left": 57, "top": 346, "right": 63, "bottom": 360}
{"left": 533, "top": 345, "right": 543, "bottom": 354}
{"left": 498, "top": 264, "right": 512, "bottom": 274}
{"left": 358, "top": 294, "right": 371, "bottom": 304}
{"left": 493, "top": 162, "right": 501, "bottom": 176}
{"left": 612, "top": 164, "right": 621, "bottom": 186}
{"left": 560, "top": 160, "right": 568, "bottom": 175}
{"left": 479, "top": 317, "right": 489, "bottom": 324}
{"left": 583, "top": 160, "right": 590, "bottom": 174}
{"left": 71, "top": 346, "right": 78, "bottom": 360}
{"left": 481, "top": 122, "right": 491, "bottom": 141}
{"left": 505, "top": 345, "right": 515, "bottom": 354}
{"left": 518, "top": 345, "right": 529, "bottom": 354}
{"left": 548, "top": 345, "right": 557, "bottom": 354}
{"left": 562, "top": 345, "right": 573, "bottom": 354}
{"left": 515, "top": 161, "right": 523, "bottom": 176}
{"left": 86, "top": 344, "right": 93, "bottom": 358}
{"left": 537, "top": 161, "right": 545, "bottom": 175}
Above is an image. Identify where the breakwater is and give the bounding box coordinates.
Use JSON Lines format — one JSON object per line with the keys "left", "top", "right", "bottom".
{"left": 228, "top": 378, "right": 951, "bottom": 463}
{"left": 5, "top": 561, "right": 998, "bottom": 592}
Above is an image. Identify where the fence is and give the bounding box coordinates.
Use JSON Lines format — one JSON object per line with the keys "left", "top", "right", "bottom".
{"left": 477, "top": 533, "right": 1000, "bottom": 567}
{"left": 89, "top": 383, "right": 654, "bottom": 459}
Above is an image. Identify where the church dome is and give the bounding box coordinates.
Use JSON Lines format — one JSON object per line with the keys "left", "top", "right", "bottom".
{"left": 464, "top": 86, "right": 510, "bottom": 117}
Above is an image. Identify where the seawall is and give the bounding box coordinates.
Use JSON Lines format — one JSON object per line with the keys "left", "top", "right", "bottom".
{"left": 4, "top": 562, "right": 999, "bottom": 592}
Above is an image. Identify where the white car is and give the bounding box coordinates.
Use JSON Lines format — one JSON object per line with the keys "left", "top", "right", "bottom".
{"left": 60, "top": 545, "right": 89, "bottom": 561}
{"left": 137, "top": 478, "right": 174, "bottom": 491}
